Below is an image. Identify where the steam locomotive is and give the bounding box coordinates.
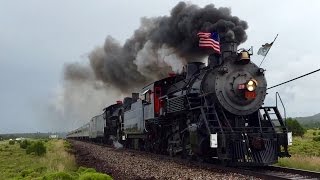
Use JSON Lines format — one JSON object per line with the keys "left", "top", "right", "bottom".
{"left": 67, "top": 41, "right": 292, "bottom": 166}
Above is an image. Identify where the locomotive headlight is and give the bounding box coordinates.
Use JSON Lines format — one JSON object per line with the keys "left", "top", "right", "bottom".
{"left": 247, "top": 85, "right": 255, "bottom": 91}
{"left": 246, "top": 80, "right": 257, "bottom": 92}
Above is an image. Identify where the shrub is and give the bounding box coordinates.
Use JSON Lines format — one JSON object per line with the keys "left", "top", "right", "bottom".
{"left": 77, "top": 167, "right": 96, "bottom": 174}
{"left": 313, "top": 136, "right": 320, "bottom": 142}
{"left": 26, "top": 141, "right": 46, "bottom": 156}
{"left": 79, "top": 172, "right": 113, "bottom": 180}
{"left": 20, "top": 139, "right": 31, "bottom": 149}
{"left": 64, "top": 141, "right": 72, "bottom": 151}
{"left": 28, "top": 171, "right": 41, "bottom": 178}
{"left": 35, "top": 166, "right": 47, "bottom": 173}
{"left": 42, "top": 172, "right": 76, "bottom": 180}
{"left": 77, "top": 167, "right": 112, "bottom": 180}
{"left": 20, "top": 169, "right": 34, "bottom": 178}
{"left": 286, "top": 118, "right": 306, "bottom": 137}
{"left": 9, "top": 139, "right": 15, "bottom": 145}
{"left": 318, "top": 132, "right": 320, "bottom": 135}
{"left": 313, "top": 132, "right": 317, "bottom": 136}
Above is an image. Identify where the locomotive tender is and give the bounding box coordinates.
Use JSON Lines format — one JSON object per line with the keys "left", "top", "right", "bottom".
{"left": 67, "top": 41, "right": 292, "bottom": 166}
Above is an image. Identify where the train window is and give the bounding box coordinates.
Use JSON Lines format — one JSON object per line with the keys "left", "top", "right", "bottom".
{"left": 145, "top": 91, "right": 151, "bottom": 103}
{"left": 142, "top": 89, "right": 152, "bottom": 103}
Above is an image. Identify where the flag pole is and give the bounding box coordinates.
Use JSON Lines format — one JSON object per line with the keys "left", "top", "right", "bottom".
{"left": 258, "top": 34, "right": 279, "bottom": 67}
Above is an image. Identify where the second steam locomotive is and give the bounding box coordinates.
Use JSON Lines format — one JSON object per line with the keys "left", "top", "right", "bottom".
{"left": 67, "top": 41, "right": 292, "bottom": 166}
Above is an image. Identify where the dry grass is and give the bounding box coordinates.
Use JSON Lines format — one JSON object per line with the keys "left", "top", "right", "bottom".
{"left": 276, "top": 129, "right": 320, "bottom": 172}
{"left": 278, "top": 154, "right": 320, "bottom": 172}
{"left": 39, "top": 139, "right": 77, "bottom": 172}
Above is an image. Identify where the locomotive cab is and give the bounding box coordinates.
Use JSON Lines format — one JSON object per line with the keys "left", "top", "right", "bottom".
{"left": 123, "top": 83, "right": 158, "bottom": 137}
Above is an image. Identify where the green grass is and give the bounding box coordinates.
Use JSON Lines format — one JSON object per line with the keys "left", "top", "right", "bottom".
{"left": 0, "top": 139, "right": 112, "bottom": 180}
{"left": 286, "top": 129, "right": 320, "bottom": 156}
{"left": 277, "top": 129, "right": 320, "bottom": 171}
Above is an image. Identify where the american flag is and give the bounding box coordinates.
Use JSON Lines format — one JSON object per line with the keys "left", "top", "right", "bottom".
{"left": 197, "top": 32, "right": 221, "bottom": 54}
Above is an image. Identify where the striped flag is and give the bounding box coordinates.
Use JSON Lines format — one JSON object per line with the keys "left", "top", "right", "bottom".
{"left": 197, "top": 32, "right": 221, "bottom": 54}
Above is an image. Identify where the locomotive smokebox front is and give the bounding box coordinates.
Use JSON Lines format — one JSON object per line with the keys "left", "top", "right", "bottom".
{"left": 202, "top": 42, "right": 267, "bottom": 115}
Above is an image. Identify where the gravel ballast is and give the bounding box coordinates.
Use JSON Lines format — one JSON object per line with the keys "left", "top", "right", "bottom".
{"left": 70, "top": 140, "right": 257, "bottom": 180}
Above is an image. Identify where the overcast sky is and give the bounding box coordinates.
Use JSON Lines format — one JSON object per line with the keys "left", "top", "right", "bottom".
{"left": 1, "top": 0, "right": 320, "bottom": 133}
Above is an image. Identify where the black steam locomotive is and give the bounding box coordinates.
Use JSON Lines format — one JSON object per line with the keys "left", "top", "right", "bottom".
{"left": 67, "top": 41, "right": 291, "bottom": 166}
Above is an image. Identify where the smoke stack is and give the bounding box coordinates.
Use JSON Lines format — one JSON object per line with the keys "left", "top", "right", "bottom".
{"left": 220, "top": 41, "right": 238, "bottom": 59}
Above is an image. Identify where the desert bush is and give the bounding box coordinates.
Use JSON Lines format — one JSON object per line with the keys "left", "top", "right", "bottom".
{"left": 20, "top": 139, "right": 31, "bottom": 149}
{"left": 26, "top": 141, "right": 46, "bottom": 156}
{"left": 9, "top": 139, "right": 15, "bottom": 145}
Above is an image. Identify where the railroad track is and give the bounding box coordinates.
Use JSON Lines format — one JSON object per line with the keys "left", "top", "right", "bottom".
{"left": 190, "top": 160, "right": 320, "bottom": 180}
{"left": 71, "top": 140, "right": 320, "bottom": 180}
{"left": 239, "top": 165, "right": 320, "bottom": 180}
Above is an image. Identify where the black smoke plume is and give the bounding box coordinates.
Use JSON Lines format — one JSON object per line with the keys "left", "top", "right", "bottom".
{"left": 64, "top": 2, "right": 248, "bottom": 94}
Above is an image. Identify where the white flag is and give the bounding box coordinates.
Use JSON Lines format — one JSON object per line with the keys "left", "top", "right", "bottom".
{"left": 257, "top": 42, "right": 273, "bottom": 56}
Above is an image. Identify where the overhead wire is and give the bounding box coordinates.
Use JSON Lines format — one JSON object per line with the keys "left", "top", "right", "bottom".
{"left": 267, "top": 68, "right": 320, "bottom": 90}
